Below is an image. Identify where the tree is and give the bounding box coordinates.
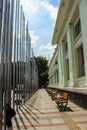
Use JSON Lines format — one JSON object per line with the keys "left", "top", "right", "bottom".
{"left": 35, "top": 56, "right": 48, "bottom": 89}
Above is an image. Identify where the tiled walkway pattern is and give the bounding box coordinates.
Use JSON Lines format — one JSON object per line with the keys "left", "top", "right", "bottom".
{"left": 11, "top": 89, "right": 87, "bottom": 130}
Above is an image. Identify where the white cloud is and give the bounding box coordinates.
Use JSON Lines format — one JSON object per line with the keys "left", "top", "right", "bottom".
{"left": 29, "top": 30, "right": 39, "bottom": 46}
{"left": 20, "top": 0, "right": 59, "bottom": 59}
{"left": 39, "top": 42, "right": 57, "bottom": 60}
{"left": 20, "top": 0, "right": 42, "bottom": 18}
{"left": 40, "top": 42, "right": 52, "bottom": 51}
{"left": 40, "top": 1, "right": 58, "bottom": 21}
{"left": 20, "top": 0, "right": 58, "bottom": 21}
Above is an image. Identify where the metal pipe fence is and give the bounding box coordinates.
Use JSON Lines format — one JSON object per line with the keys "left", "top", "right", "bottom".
{"left": 0, "top": 0, "right": 38, "bottom": 129}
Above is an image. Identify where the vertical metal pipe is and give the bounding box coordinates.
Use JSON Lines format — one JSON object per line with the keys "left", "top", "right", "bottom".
{"left": 4, "top": 0, "right": 11, "bottom": 129}
{"left": 0, "top": 0, "right": 6, "bottom": 129}
{"left": 25, "top": 22, "right": 29, "bottom": 100}
{"left": 22, "top": 13, "right": 25, "bottom": 105}
{"left": 13, "top": 0, "right": 17, "bottom": 110}
{"left": 7, "top": 0, "right": 14, "bottom": 103}
{"left": 10, "top": 0, "right": 14, "bottom": 108}
{"left": 15, "top": 0, "right": 18, "bottom": 111}
{"left": 25, "top": 21, "right": 31, "bottom": 100}
{"left": 18, "top": 3, "right": 21, "bottom": 108}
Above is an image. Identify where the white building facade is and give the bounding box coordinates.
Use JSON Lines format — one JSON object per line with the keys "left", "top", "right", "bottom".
{"left": 49, "top": 0, "right": 87, "bottom": 89}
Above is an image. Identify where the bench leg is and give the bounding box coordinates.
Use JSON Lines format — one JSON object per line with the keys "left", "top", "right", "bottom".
{"left": 58, "top": 102, "right": 67, "bottom": 111}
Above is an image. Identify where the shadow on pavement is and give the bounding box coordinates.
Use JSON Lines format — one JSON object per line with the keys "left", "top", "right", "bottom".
{"left": 19, "top": 107, "right": 37, "bottom": 130}
{"left": 24, "top": 104, "right": 39, "bottom": 119}
{"left": 58, "top": 106, "right": 74, "bottom": 112}
{"left": 13, "top": 104, "right": 39, "bottom": 130}
{"left": 17, "top": 111, "right": 28, "bottom": 129}
{"left": 14, "top": 116, "right": 21, "bottom": 130}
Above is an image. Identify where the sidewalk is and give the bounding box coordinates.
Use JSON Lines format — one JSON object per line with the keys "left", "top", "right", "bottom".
{"left": 12, "top": 89, "right": 87, "bottom": 130}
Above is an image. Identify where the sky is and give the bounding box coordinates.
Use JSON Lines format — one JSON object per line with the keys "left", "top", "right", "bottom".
{"left": 20, "top": 0, "right": 60, "bottom": 60}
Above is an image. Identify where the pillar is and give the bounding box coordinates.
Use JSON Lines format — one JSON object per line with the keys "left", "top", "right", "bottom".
{"left": 67, "top": 24, "right": 76, "bottom": 86}
{"left": 79, "top": 0, "right": 87, "bottom": 85}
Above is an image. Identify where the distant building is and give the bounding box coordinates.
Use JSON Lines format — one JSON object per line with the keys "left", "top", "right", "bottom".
{"left": 49, "top": 0, "right": 87, "bottom": 89}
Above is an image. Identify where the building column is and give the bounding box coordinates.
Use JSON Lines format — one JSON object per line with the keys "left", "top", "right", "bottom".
{"left": 61, "top": 42, "right": 66, "bottom": 87}
{"left": 53, "top": 73, "right": 55, "bottom": 87}
{"left": 67, "top": 25, "right": 76, "bottom": 86}
{"left": 58, "top": 44, "right": 62, "bottom": 87}
{"left": 56, "top": 72, "right": 58, "bottom": 87}
{"left": 58, "top": 43, "right": 65, "bottom": 87}
{"left": 79, "top": 0, "right": 87, "bottom": 84}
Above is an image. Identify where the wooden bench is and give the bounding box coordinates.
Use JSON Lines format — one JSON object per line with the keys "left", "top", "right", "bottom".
{"left": 47, "top": 89, "right": 53, "bottom": 96}
{"left": 55, "top": 92, "right": 69, "bottom": 111}
{"left": 51, "top": 90, "right": 58, "bottom": 100}
{"left": 47, "top": 89, "right": 57, "bottom": 98}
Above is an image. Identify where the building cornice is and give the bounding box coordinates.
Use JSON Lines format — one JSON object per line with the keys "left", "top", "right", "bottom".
{"left": 52, "top": 0, "right": 74, "bottom": 45}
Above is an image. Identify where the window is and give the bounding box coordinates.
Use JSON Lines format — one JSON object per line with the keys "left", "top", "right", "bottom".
{"left": 74, "top": 19, "right": 81, "bottom": 39}
{"left": 55, "top": 61, "right": 58, "bottom": 65}
{"left": 56, "top": 70, "right": 59, "bottom": 83}
{"left": 66, "top": 59, "right": 70, "bottom": 80}
{"left": 65, "top": 42, "right": 68, "bottom": 52}
{"left": 77, "top": 45, "right": 85, "bottom": 77}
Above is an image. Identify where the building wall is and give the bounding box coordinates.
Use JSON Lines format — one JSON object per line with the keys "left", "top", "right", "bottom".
{"left": 49, "top": 0, "right": 87, "bottom": 88}
{"left": 49, "top": 47, "right": 59, "bottom": 88}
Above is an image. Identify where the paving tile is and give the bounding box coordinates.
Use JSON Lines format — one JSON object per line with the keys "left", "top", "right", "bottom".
{"left": 7, "top": 89, "right": 87, "bottom": 130}
{"left": 51, "top": 117, "right": 65, "bottom": 124}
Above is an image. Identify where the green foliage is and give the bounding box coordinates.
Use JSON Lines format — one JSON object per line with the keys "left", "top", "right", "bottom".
{"left": 35, "top": 56, "right": 49, "bottom": 89}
